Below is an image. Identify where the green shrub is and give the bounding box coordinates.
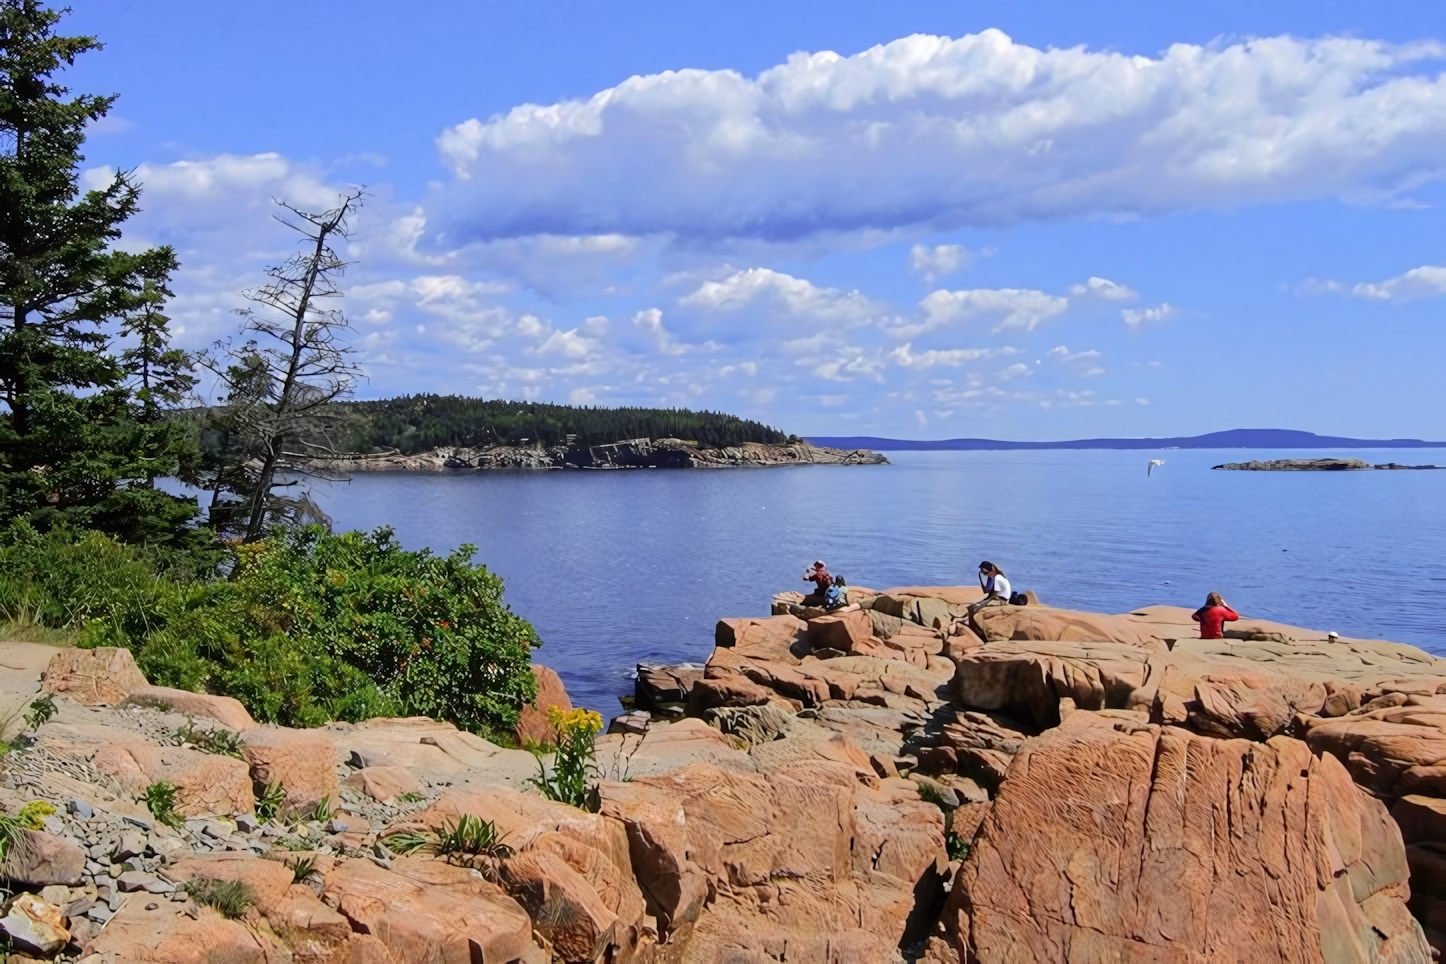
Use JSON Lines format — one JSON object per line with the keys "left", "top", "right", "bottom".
{"left": 139, "top": 525, "right": 539, "bottom": 732}
{"left": 23, "top": 694, "right": 56, "bottom": 731}
{"left": 141, "top": 781, "right": 183, "bottom": 828}
{"left": 0, "top": 520, "right": 540, "bottom": 737}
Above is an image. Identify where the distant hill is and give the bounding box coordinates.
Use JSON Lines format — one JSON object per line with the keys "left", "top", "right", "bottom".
{"left": 803, "top": 428, "right": 1446, "bottom": 451}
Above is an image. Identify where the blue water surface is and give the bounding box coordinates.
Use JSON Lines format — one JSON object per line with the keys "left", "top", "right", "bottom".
{"left": 305, "top": 449, "right": 1446, "bottom": 714}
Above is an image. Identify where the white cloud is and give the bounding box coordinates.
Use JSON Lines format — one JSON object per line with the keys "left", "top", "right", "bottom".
{"left": 680, "top": 268, "right": 887, "bottom": 326}
{"left": 1122, "top": 303, "right": 1177, "bottom": 327}
{"left": 908, "top": 244, "right": 974, "bottom": 282}
{"left": 1349, "top": 265, "right": 1446, "bottom": 299}
{"left": 633, "top": 308, "right": 720, "bottom": 355}
{"left": 912, "top": 287, "right": 1069, "bottom": 334}
{"left": 432, "top": 31, "right": 1446, "bottom": 243}
{"left": 1068, "top": 277, "right": 1137, "bottom": 301}
{"left": 889, "top": 343, "right": 1016, "bottom": 369}
{"left": 536, "top": 328, "right": 599, "bottom": 359}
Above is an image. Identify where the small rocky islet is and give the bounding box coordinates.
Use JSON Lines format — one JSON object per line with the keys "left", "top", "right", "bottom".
{"left": 1214, "top": 457, "right": 1441, "bottom": 470}
{"left": 2, "top": 585, "right": 1446, "bottom": 962}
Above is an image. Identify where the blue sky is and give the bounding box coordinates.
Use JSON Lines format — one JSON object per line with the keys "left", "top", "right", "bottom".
{"left": 65, "top": 0, "right": 1446, "bottom": 440}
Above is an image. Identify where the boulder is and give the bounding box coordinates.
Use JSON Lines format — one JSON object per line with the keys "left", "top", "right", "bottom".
{"left": 166, "top": 852, "right": 294, "bottom": 913}
{"left": 45, "top": 724, "right": 256, "bottom": 817}
{"left": 714, "top": 615, "right": 808, "bottom": 664}
{"left": 971, "top": 605, "right": 1165, "bottom": 648}
{"left": 808, "top": 610, "right": 874, "bottom": 654}
{"left": 121, "top": 685, "right": 257, "bottom": 731}
{"left": 345, "top": 765, "right": 424, "bottom": 805}
{"left": 498, "top": 849, "right": 618, "bottom": 962}
{"left": 685, "top": 675, "right": 769, "bottom": 715}
{"left": 598, "top": 759, "right": 936, "bottom": 958}
{"left": 594, "top": 718, "right": 757, "bottom": 780}
{"left": 635, "top": 662, "right": 704, "bottom": 709}
{"left": 515, "top": 663, "right": 572, "bottom": 747}
{"left": 321, "top": 854, "right": 535, "bottom": 964}
{"left": 0, "top": 894, "right": 67, "bottom": 956}
{"left": 0, "top": 829, "right": 84, "bottom": 886}
{"left": 40, "top": 646, "right": 148, "bottom": 705}
{"left": 242, "top": 725, "right": 339, "bottom": 814}
{"left": 89, "top": 900, "right": 275, "bottom": 964}
{"left": 941, "top": 711, "right": 1430, "bottom": 963}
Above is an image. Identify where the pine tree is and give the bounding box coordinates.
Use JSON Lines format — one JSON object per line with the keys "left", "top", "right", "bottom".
{"left": 0, "top": 1, "right": 201, "bottom": 547}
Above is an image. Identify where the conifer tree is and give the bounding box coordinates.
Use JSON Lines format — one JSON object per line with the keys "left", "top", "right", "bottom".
{"left": 0, "top": 1, "right": 201, "bottom": 547}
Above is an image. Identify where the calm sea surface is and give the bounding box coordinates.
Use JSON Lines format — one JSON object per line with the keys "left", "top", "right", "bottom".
{"left": 304, "top": 449, "right": 1446, "bottom": 715}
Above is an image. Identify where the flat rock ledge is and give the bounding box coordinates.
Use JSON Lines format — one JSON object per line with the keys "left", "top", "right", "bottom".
{"left": 4, "top": 583, "right": 1446, "bottom": 963}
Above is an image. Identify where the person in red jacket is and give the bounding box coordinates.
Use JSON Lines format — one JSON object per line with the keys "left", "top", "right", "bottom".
{"left": 1192, "top": 592, "right": 1240, "bottom": 639}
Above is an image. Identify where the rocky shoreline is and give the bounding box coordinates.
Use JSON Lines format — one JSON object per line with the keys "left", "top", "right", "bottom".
{"left": 314, "top": 438, "right": 887, "bottom": 472}
{"left": 2, "top": 585, "right": 1446, "bottom": 962}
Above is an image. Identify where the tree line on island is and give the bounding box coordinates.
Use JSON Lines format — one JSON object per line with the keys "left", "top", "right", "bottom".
{"left": 0, "top": 1, "right": 662, "bottom": 741}
{"left": 345, "top": 395, "right": 792, "bottom": 454}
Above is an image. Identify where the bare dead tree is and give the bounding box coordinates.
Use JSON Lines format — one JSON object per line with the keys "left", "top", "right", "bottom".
{"left": 203, "top": 190, "right": 366, "bottom": 541}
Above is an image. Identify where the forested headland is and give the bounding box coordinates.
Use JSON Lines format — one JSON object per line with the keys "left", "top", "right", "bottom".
{"left": 343, "top": 395, "right": 794, "bottom": 453}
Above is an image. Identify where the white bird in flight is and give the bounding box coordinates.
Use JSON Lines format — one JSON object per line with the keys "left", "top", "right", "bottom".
{"left": 1148, "top": 459, "right": 1165, "bottom": 476}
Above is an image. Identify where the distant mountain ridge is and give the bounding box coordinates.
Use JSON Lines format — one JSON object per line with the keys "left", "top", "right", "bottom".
{"left": 803, "top": 428, "right": 1446, "bottom": 451}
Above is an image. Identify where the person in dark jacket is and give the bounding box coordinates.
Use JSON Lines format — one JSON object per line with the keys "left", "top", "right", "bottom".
{"left": 1192, "top": 592, "right": 1240, "bottom": 639}
{"left": 802, "top": 560, "right": 833, "bottom": 606}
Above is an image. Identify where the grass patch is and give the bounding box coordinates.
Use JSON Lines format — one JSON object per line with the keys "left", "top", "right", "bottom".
{"left": 0, "top": 620, "right": 74, "bottom": 646}
{"left": 394, "top": 791, "right": 425, "bottom": 804}
{"left": 255, "top": 781, "right": 285, "bottom": 823}
{"left": 174, "top": 718, "right": 244, "bottom": 758}
{"left": 289, "top": 855, "right": 318, "bottom": 884}
{"left": 183, "top": 878, "right": 255, "bottom": 919}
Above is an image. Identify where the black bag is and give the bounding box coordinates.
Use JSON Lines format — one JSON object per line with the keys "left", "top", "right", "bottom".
{"left": 1008, "top": 592, "right": 1029, "bottom": 606}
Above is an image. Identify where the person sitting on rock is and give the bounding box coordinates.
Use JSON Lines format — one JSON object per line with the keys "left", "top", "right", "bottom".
{"left": 967, "top": 561, "right": 1012, "bottom": 617}
{"left": 822, "top": 576, "right": 860, "bottom": 613}
{"left": 1192, "top": 592, "right": 1240, "bottom": 639}
{"left": 802, "top": 560, "right": 833, "bottom": 606}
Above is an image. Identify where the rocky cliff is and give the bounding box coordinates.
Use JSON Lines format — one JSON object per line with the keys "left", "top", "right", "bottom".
{"left": 2, "top": 585, "right": 1445, "bottom": 963}
{"left": 316, "top": 438, "right": 887, "bottom": 472}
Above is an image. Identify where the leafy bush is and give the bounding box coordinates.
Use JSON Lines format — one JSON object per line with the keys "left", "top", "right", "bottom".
{"left": 141, "top": 781, "right": 183, "bottom": 828}
{"left": 138, "top": 525, "right": 539, "bottom": 731}
{"left": 23, "top": 694, "right": 56, "bottom": 731}
{"left": 0, "top": 520, "right": 540, "bottom": 736}
{"left": 531, "top": 707, "right": 603, "bottom": 809}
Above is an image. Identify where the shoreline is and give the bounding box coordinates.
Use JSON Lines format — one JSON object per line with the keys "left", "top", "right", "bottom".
{"left": 312, "top": 437, "right": 888, "bottom": 472}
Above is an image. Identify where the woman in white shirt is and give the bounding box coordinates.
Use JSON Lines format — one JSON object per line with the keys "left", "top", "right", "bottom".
{"left": 969, "top": 561, "right": 1013, "bottom": 615}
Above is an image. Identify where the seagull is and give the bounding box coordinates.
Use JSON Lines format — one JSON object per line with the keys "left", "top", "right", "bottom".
{"left": 1148, "top": 459, "right": 1165, "bottom": 476}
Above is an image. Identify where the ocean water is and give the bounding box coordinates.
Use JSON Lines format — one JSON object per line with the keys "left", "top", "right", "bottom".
{"left": 304, "top": 448, "right": 1446, "bottom": 715}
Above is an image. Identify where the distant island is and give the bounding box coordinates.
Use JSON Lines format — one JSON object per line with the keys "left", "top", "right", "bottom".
{"left": 804, "top": 428, "right": 1446, "bottom": 451}
{"left": 316, "top": 396, "right": 886, "bottom": 470}
{"left": 1214, "top": 458, "right": 1441, "bottom": 471}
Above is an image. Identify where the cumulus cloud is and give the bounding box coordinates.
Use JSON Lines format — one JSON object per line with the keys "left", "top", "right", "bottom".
{"left": 908, "top": 244, "right": 974, "bottom": 282}
{"left": 633, "top": 308, "right": 721, "bottom": 355}
{"left": 1349, "top": 265, "right": 1446, "bottom": 299}
{"left": 1068, "top": 277, "right": 1137, "bottom": 301}
{"left": 1121, "top": 303, "right": 1177, "bottom": 327}
{"left": 911, "top": 287, "right": 1069, "bottom": 335}
{"left": 431, "top": 31, "right": 1446, "bottom": 243}
{"left": 680, "top": 268, "right": 887, "bottom": 325}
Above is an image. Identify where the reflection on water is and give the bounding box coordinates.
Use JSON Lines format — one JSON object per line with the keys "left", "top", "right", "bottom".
{"left": 305, "top": 449, "right": 1446, "bottom": 714}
